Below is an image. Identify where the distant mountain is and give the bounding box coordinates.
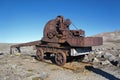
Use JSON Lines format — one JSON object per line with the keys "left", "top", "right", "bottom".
{"left": 95, "top": 30, "right": 120, "bottom": 42}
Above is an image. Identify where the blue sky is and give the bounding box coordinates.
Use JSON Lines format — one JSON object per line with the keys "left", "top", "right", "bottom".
{"left": 0, "top": 0, "right": 120, "bottom": 43}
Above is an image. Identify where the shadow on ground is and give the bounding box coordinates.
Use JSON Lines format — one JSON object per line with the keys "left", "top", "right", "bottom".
{"left": 85, "top": 66, "right": 120, "bottom": 80}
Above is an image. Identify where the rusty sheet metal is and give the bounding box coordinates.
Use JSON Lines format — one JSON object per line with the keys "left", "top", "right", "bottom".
{"left": 66, "top": 37, "right": 84, "bottom": 47}
{"left": 67, "top": 37, "right": 102, "bottom": 47}
{"left": 84, "top": 37, "right": 103, "bottom": 47}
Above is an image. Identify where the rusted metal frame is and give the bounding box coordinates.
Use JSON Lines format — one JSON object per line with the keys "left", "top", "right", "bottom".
{"left": 36, "top": 46, "right": 70, "bottom": 56}
{"left": 70, "top": 29, "right": 85, "bottom": 37}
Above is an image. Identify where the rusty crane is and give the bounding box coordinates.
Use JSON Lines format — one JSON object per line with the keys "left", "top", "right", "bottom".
{"left": 10, "top": 16, "right": 102, "bottom": 66}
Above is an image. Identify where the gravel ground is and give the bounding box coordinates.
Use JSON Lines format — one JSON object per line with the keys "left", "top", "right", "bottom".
{"left": 0, "top": 53, "right": 120, "bottom": 80}
{"left": 0, "top": 42, "right": 120, "bottom": 80}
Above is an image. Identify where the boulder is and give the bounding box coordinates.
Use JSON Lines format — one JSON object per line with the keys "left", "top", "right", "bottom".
{"left": 39, "top": 72, "right": 48, "bottom": 80}
{"left": 95, "top": 51, "right": 105, "bottom": 58}
{"left": 100, "top": 60, "right": 111, "bottom": 65}
{"left": 93, "top": 58, "right": 100, "bottom": 63}
{"left": 104, "top": 52, "right": 116, "bottom": 61}
{"left": 117, "top": 60, "right": 120, "bottom": 67}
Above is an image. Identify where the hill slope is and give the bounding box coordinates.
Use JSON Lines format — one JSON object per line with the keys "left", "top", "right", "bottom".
{"left": 93, "top": 30, "right": 120, "bottom": 49}
{"left": 95, "top": 30, "right": 120, "bottom": 42}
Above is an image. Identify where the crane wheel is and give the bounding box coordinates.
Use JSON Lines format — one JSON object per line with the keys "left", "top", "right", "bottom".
{"left": 36, "top": 48, "right": 44, "bottom": 61}
{"left": 55, "top": 51, "right": 66, "bottom": 66}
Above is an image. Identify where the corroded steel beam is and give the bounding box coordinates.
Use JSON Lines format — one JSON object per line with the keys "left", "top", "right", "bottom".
{"left": 66, "top": 37, "right": 102, "bottom": 47}
{"left": 11, "top": 40, "right": 41, "bottom": 48}
{"left": 84, "top": 37, "right": 103, "bottom": 47}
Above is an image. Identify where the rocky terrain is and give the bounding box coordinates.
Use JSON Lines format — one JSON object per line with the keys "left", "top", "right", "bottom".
{"left": 0, "top": 30, "right": 120, "bottom": 80}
